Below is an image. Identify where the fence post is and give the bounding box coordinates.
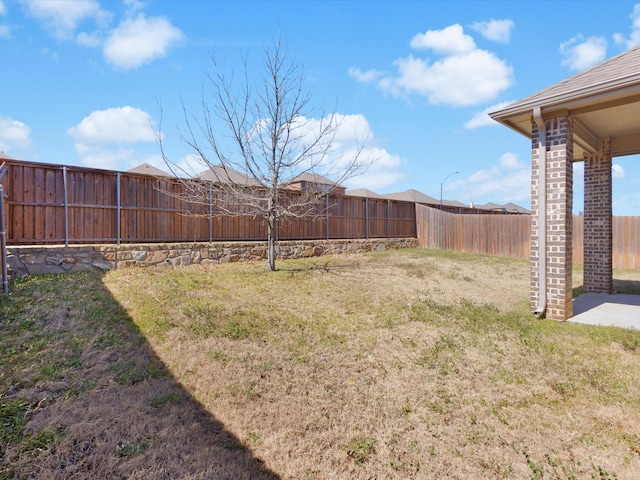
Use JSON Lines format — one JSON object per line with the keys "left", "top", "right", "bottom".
{"left": 63, "top": 166, "right": 69, "bottom": 247}
{"left": 116, "top": 172, "right": 121, "bottom": 245}
{"left": 0, "top": 162, "right": 8, "bottom": 293}
{"left": 326, "top": 194, "right": 330, "bottom": 240}
{"left": 365, "top": 197, "right": 369, "bottom": 239}
{"left": 209, "top": 181, "right": 213, "bottom": 243}
{"left": 387, "top": 199, "right": 390, "bottom": 239}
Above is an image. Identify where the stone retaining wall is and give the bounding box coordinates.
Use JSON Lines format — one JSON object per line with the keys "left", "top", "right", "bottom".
{"left": 6, "top": 238, "right": 418, "bottom": 279}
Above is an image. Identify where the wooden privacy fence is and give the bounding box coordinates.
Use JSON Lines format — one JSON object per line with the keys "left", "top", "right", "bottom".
{"left": 417, "top": 204, "right": 530, "bottom": 258}
{"left": 417, "top": 204, "right": 640, "bottom": 270}
{"left": 1, "top": 160, "right": 416, "bottom": 245}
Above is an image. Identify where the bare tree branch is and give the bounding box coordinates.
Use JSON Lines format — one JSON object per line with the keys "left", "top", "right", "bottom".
{"left": 158, "top": 38, "right": 370, "bottom": 270}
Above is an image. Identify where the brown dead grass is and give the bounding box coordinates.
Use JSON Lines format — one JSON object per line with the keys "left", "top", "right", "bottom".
{"left": 3, "top": 248, "right": 640, "bottom": 479}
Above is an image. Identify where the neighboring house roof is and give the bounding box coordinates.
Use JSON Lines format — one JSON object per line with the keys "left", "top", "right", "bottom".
{"left": 473, "top": 202, "right": 530, "bottom": 214}
{"left": 290, "top": 172, "right": 344, "bottom": 188}
{"left": 490, "top": 45, "right": 640, "bottom": 159}
{"left": 502, "top": 202, "right": 531, "bottom": 214}
{"left": 344, "top": 188, "right": 385, "bottom": 198}
{"left": 0, "top": 152, "right": 15, "bottom": 161}
{"left": 441, "top": 199, "right": 467, "bottom": 208}
{"left": 196, "top": 165, "right": 262, "bottom": 187}
{"left": 476, "top": 202, "right": 507, "bottom": 212}
{"left": 383, "top": 189, "right": 439, "bottom": 205}
{"left": 128, "top": 163, "right": 172, "bottom": 177}
{"left": 380, "top": 189, "right": 530, "bottom": 213}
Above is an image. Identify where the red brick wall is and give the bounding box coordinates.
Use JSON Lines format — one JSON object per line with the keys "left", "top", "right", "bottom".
{"left": 583, "top": 139, "right": 613, "bottom": 293}
{"left": 531, "top": 117, "right": 574, "bottom": 320}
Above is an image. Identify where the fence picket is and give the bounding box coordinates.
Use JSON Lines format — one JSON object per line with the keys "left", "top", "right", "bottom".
{"left": 417, "top": 204, "right": 639, "bottom": 270}
{"left": 1, "top": 160, "right": 415, "bottom": 245}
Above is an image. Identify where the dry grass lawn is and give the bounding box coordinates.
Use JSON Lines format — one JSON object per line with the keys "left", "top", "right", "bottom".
{"left": 2, "top": 248, "right": 640, "bottom": 479}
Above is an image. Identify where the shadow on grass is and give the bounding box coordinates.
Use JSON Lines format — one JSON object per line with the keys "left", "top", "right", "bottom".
{"left": 0, "top": 271, "right": 280, "bottom": 480}
{"left": 613, "top": 278, "right": 640, "bottom": 295}
{"left": 573, "top": 278, "right": 640, "bottom": 298}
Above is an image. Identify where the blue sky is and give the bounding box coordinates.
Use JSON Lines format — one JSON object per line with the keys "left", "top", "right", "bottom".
{"left": 1, "top": 1, "right": 640, "bottom": 214}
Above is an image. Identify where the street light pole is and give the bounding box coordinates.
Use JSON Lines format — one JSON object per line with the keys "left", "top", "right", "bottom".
{"left": 440, "top": 171, "right": 459, "bottom": 210}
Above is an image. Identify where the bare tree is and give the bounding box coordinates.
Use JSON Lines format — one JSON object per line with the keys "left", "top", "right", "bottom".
{"left": 160, "top": 39, "right": 368, "bottom": 270}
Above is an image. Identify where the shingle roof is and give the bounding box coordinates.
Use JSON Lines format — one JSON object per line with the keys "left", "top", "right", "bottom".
{"left": 383, "top": 189, "right": 439, "bottom": 204}
{"left": 128, "top": 163, "right": 172, "bottom": 177}
{"left": 291, "top": 172, "right": 343, "bottom": 188}
{"left": 196, "top": 165, "right": 261, "bottom": 187}
{"left": 502, "top": 202, "right": 531, "bottom": 214}
{"left": 492, "top": 45, "right": 640, "bottom": 117}
{"left": 345, "top": 188, "right": 385, "bottom": 198}
{"left": 490, "top": 46, "right": 640, "bottom": 158}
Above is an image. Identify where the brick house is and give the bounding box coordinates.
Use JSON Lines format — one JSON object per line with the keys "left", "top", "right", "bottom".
{"left": 286, "top": 173, "right": 346, "bottom": 195}
{"left": 490, "top": 46, "right": 640, "bottom": 320}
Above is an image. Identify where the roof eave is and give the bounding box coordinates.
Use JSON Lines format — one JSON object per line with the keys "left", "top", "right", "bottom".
{"left": 491, "top": 78, "right": 640, "bottom": 139}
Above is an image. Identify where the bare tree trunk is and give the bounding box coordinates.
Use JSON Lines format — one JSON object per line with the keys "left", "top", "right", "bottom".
{"left": 157, "top": 38, "right": 369, "bottom": 272}
{"left": 267, "top": 212, "right": 277, "bottom": 271}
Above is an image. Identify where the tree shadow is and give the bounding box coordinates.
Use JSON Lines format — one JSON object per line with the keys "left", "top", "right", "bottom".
{"left": 1, "top": 271, "right": 280, "bottom": 480}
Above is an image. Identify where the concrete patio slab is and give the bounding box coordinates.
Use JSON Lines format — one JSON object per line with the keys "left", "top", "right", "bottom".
{"left": 570, "top": 293, "right": 640, "bottom": 330}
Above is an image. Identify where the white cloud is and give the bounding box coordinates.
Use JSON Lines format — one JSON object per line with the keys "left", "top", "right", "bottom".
{"left": 380, "top": 49, "right": 513, "bottom": 107}
{"left": 449, "top": 152, "right": 531, "bottom": 204}
{"left": 347, "top": 67, "right": 383, "bottom": 83}
{"left": 103, "top": 14, "right": 183, "bottom": 69}
{"left": 163, "top": 153, "right": 209, "bottom": 178}
{"left": 73, "top": 143, "right": 135, "bottom": 169}
{"left": 73, "top": 142, "right": 167, "bottom": 171}
{"left": 560, "top": 35, "right": 607, "bottom": 71}
{"left": 354, "top": 24, "right": 513, "bottom": 107}
{"left": 0, "top": 1, "right": 8, "bottom": 38}
{"left": 464, "top": 101, "right": 514, "bottom": 129}
{"left": 22, "top": 1, "right": 182, "bottom": 69}
{"left": 124, "top": 0, "right": 146, "bottom": 14}
{"left": 499, "top": 152, "right": 522, "bottom": 170}
{"left": 68, "top": 106, "right": 162, "bottom": 169}
{"left": 0, "top": 115, "right": 32, "bottom": 151}
{"left": 614, "top": 3, "right": 640, "bottom": 48}
{"left": 21, "top": 0, "right": 110, "bottom": 40}
{"left": 76, "top": 30, "right": 102, "bottom": 47}
{"left": 68, "top": 106, "right": 158, "bottom": 145}
{"left": 277, "top": 113, "right": 406, "bottom": 191}
{"left": 343, "top": 146, "right": 406, "bottom": 190}
{"left": 470, "top": 19, "right": 514, "bottom": 43}
{"left": 612, "top": 163, "right": 626, "bottom": 179}
{"left": 329, "top": 114, "right": 406, "bottom": 190}
{"left": 410, "top": 24, "right": 475, "bottom": 55}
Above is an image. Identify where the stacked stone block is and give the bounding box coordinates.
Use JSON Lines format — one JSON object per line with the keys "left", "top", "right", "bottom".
{"left": 6, "top": 238, "right": 418, "bottom": 279}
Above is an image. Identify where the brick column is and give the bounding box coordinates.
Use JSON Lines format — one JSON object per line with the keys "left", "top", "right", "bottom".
{"left": 530, "top": 116, "right": 573, "bottom": 320}
{"left": 583, "top": 139, "right": 613, "bottom": 293}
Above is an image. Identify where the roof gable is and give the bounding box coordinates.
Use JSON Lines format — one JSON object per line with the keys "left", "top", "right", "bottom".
{"left": 490, "top": 46, "right": 640, "bottom": 158}
{"left": 128, "top": 163, "right": 172, "bottom": 177}
{"left": 196, "top": 165, "right": 261, "bottom": 187}
{"left": 290, "top": 172, "right": 343, "bottom": 188}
